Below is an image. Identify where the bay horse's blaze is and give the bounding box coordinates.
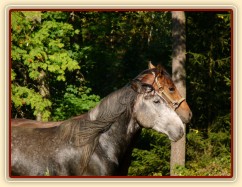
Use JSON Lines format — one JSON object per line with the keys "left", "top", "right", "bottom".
{"left": 10, "top": 64, "right": 192, "bottom": 176}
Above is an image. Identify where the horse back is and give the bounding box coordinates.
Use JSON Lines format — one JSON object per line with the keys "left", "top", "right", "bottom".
{"left": 11, "top": 114, "right": 88, "bottom": 128}
{"left": 11, "top": 118, "right": 61, "bottom": 128}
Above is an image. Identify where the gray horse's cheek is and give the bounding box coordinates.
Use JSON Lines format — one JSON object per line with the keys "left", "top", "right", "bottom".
{"left": 135, "top": 105, "right": 155, "bottom": 128}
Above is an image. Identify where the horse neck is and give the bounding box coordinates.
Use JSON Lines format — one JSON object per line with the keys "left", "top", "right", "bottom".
{"left": 55, "top": 86, "right": 141, "bottom": 175}
{"left": 98, "top": 106, "right": 141, "bottom": 167}
{"left": 88, "top": 86, "right": 141, "bottom": 162}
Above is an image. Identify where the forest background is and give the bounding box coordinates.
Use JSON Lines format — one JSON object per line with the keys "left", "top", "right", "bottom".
{"left": 11, "top": 10, "right": 232, "bottom": 176}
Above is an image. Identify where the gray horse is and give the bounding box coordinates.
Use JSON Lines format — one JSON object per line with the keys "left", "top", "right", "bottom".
{"left": 11, "top": 66, "right": 191, "bottom": 176}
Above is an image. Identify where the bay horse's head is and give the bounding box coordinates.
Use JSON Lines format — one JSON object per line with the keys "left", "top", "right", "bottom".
{"left": 134, "top": 63, "right": 192, "bottom": 124}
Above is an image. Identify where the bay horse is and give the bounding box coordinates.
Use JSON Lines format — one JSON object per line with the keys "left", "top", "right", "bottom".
{"left": 11, "top": 64, "right": 192, "bottom": 176}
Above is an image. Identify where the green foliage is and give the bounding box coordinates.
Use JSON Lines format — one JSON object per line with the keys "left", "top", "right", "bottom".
{"left": 173, "top": 155, "right": 230, "bottom": 176}
{"left": 11, "top": 11, "right": 96, "bottom": 120}
{"left": 73, "top": 11, "right": 172, "bottom": 97}
{"left": 173, "top": 130, "right": 231, "bottom": 176}
{"left": 12, "top": 11, "right": 80, "bottom": 80}
{"left": 168, "top": 112, "right": 231, "bottom": 176}
{"left": 11, "top": 84, "right": 51, "bottom": 121}
{"left": 129, "top": 148, "right": 164, "bottom": 176}
{"left": 44, "top": 167, "right": 50, "bottom": 176}
{"left": 52, "top": 85, "right": 100, "bottom": 121}
{"left": 128, "top": 129, "right": 171, "bottom": 176}
{"left": 186, "top": 12, "right": 231, "bottom": 130}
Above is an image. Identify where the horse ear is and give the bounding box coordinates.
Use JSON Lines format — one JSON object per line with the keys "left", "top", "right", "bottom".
{"left": 131, "top": 79, "right": 154, "bottom": 93}
{"left": 131, "top": 79, "right": 143, "bottom": 93}
{"left": 157, "top": 64, "right": 164, "bottom": 74}
{"left": 156, "top": 64, "right": 163, "bottom": 72}
{"left": 148, "top": 61, "right": 156, "bottom": 69}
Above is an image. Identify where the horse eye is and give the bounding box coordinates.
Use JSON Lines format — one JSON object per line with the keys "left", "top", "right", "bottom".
{"left": 146, "top": 87, "right": 152, "bottom": 92}
{"left": 169, "top": 87, "right": 175, "bottom": 92}
{"left": 153, "top": 99, "right": 160, "bottom": 104}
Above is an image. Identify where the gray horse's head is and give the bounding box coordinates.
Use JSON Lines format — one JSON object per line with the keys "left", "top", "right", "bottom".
{"left": 131, "top": 79, "right": 184, "bottom": 142}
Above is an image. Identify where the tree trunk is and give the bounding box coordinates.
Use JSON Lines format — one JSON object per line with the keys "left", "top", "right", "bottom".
{"left": 36, "top": 70, "right": 50, "bottom": 121}
{"left": 170, "top": 11, "right": 186, "bottom": 176}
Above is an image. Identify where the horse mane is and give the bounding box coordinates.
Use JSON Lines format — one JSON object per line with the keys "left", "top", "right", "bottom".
{"left": 55, "top": 85, "right": 138, "bottom": 174}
